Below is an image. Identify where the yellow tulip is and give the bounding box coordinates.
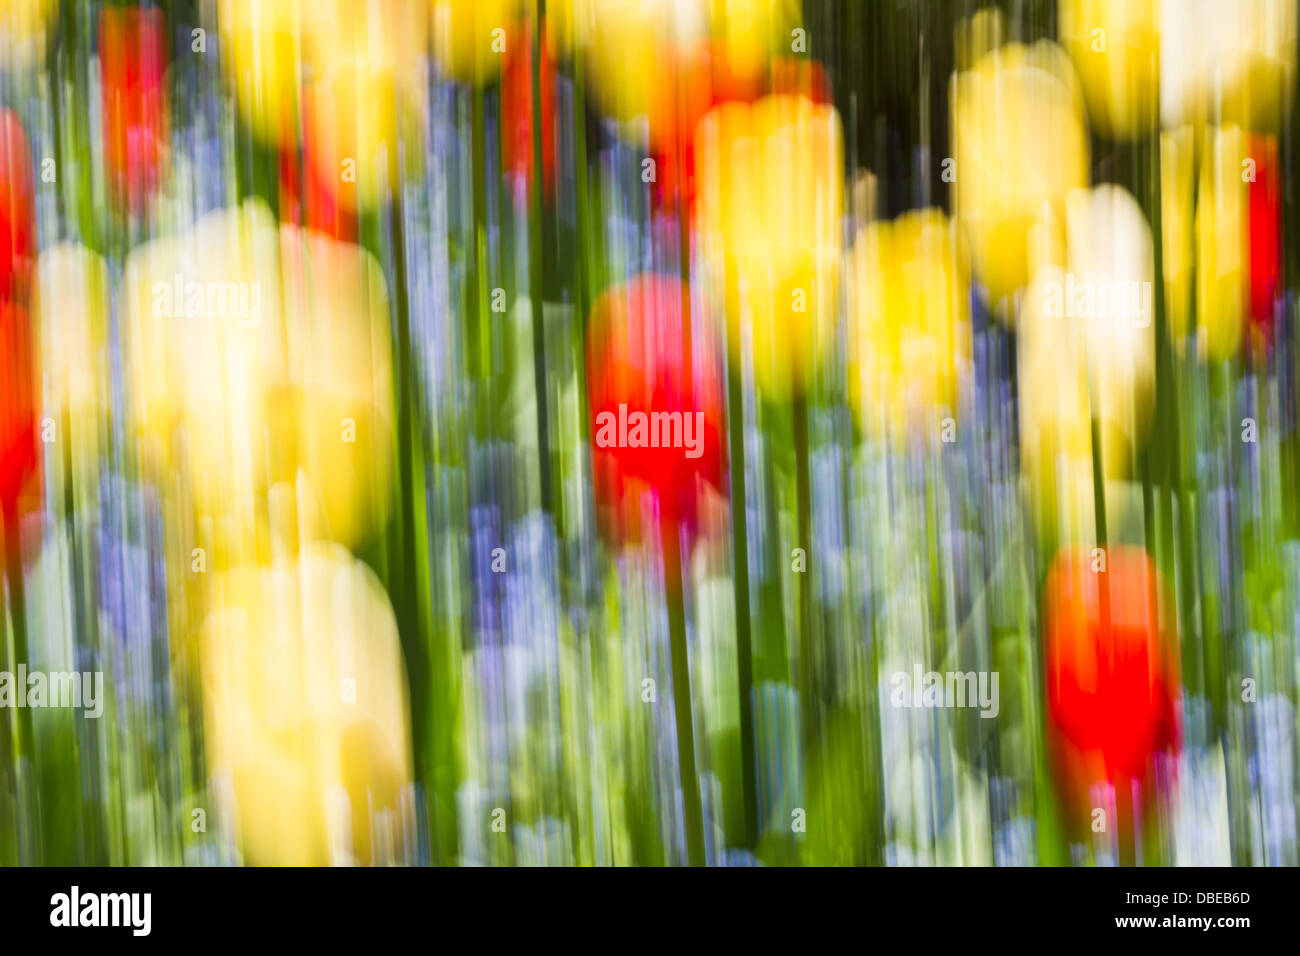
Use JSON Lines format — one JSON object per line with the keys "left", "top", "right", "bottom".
{"left": 199, "top": 542, "right": 413, "bottom": 865}
{"left": 273, "top": 224, "right": 395, "bottom": 551}
{"left": 1194, "top": 125, "right": 1249, "bottom": 362}
{"left": 1160, "top": 0, "right": 1296, "bottom": 133}
{"left": 695, "top": 94, "right": 844, "bottom": 398}
{"left": 36, "top": 243, "right": 109, "bottom": 503}
{"left": 0, "top": 0, "right": 56, "bottom": 67}
{"left": 579, "top": 0, "right": 707, "bottom": 128}
{"left": 306, "top": 56, "right": 399, "bottom": 214}
{"left": 124, "top": 201, "right": 286, "bottom": 520}
{"left": 1059, "top": 0, "right": 1158, "bottom": 140}
{"left": 709, "top": 0, "right": 803, "bottom": 96}
{"left": 123, "top": 202, "right": 394, "bottom": 551}
{"left": 951, "top": 35, "right": 1090, "bottom": 311}
{"left": 218, "top": 0, "right": 310, "bottom": 147}
{"left": 37, "top": 242, "right": 109, "bottom": 425}
{"left": 1019, "top": 185, "right": 1154, "bottom": 545}
{"left": 430, "top": 0, "right": 521, "bottom": 84}
{"left": 1160, "top": 124, "right": 1195, "bottom": 345}
{"left": 848, "top": 209, "right": 971, "bottom": 434}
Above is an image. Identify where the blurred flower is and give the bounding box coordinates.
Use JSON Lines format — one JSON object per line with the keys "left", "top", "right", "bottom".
{"left": 199, "top": 542, "right": 413, "bottom": 865}
{"left": 271, "top": 223, "right": 395, "bottom": 551}
{"left": 36, "top": 243, "right": 110, "bottom": 501}
{"left": 1195, "top": 125, "right": 1249, "bottom": 362}
{"left": 0, "top": 302, "right": 39, "bottom": 520}
{"left": 218, "top": 0, "right": 306, "bottom": 148}
{"left": 99, "top": 5, "right": 169, "bottom": 214}
{"left": 37, "top": 243, "right": 109, "bottom": 422}
{"left": 1059, "top": 0, "right": 1158, "bottom": 141}
{"left": 848, "top": 208, "right": 971, "bottom": 434}
{"left": 0, "top": 0, "right": 55, "bottom": 68}
{"left": 1158, "top": 122, "right": 1273, "bottom": 361}
{"left": 580, "top": 0, "right": 712, "bottom": 210}
{"left": 578, "top": 1, "right": 801, "bottom": 210}
{"left": 705, "top": 0, "right": 804, "bottom": 102}
{"left": 1160, "top": 0, "right": 1296, "bottom": 133}
{"left": 951, "top": 32, "right": 1089, "bottom": 311}
{"left": 430, "top": 0, "right": 521, "bottom": 84}
{"left": 305, "top": 56, "right": 398, "bottom": 215}
{"left": 695, "top": 94, "right": 844, "bottom": 398}
{"left": 580, "top": 0, "right": 707, "bottom": 128}
{"left": 1160, "top": 124, "right": 1195, "bottom": 348}
{"left": 124, "top": 201, "right": 285, "bottom": 523}
{"left": 501, "top": 18, "right": 558, "bottom": 202}
{"left": 586, "top": 274, "right": 724, "bottom": 541}
{"left": 124, "top": 202, "right": 393, "bottom": 551}
{"left": 0, "top": 109, "right": 37, "bottom": 521}
{"left": 1247, "top": 133, "right": 1280, "bottom": 347}
{"left": 0, "top": 108, "right": 35, "bottom": 303}
{"left": 1019, "top": 185, "right": 1154, "bottom": 545}
{"left": 1043, "top": 546, "right": 1181, "bottom": 820}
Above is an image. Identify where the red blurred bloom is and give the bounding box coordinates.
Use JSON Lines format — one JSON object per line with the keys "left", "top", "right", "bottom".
{"left": 1248, "top": 133, "right": 1280, "bottom": 343}
{"left": 501, "top": 20, "right": 557, "bottom": 203}
{"left": 100, "top": 5, "right": 169, "bottom": 213}
{"left": 0, "top": 303, "right": 40, "bottom": 520}
{"left": 0, "top": 110, "right": 38, "bottom": 521}
{"left": 292, "top": 109, "right": 359, "bottom": 243}
{"left": 647, "top": 53, "right": 714, "bottom": 216}
{"left": 1044, "top": 547, "right": 1181, "bottom": 819}
{"left": 586, "top": 275, "right": 724, "bottom": 542}
{"left": 0, "top": 109, "right": 35, "bottom": 303}
{"left": 769, "top": 57, "right": 832, "bottom": 105}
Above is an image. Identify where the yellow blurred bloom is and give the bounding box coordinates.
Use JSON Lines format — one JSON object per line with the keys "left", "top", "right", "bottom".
{"left": 218, "top": 0, "right": 309, "bottom": 147}
{"left": 200, "top": 542, "right": 413, "bottom": 865}
{"left": 0, "top": 0, "right": 56, "bottom": 67}
{"left": 430, "top": 0, "right": 521, "bottom": 84}
{"left": 951, "top": 36, "right": 1090, "bottom": 311}
{"left": 1019, "top": 185, "right": 1154, "bottom": 545}
{"left": 1161, "top": 0, "right": 1296, "bottom": 133}
{"left": 37, "top": 242, "right": 109, "bottom": 425}
{"left": 125, "top": 201, "right": 286, "bottom": 520}
{"left": 1160, "top": 124, "right": 1195, "bottom": 345}
{"left": 1059, "top": 0, "right": 1158, "bottom": 140}
{"left": 1195, "top": 125, "right": 1250, "bottom": 363}
{"left": 579, "top": 0, "right": 706, "bottom": 127}
{"left": 36, "top": 243, "right": 109, "bottom": 504}
{"left": 1162, "top": 123, "right": 1250, "bottom": 363}
{"left": 124, "top": 201, "right": 394, "bottom": 552}
{"left": 272, "top": 224, "right": 395, "bottom": 551}
{"left": 848, "top": 209, "right": 971, "bottom": 434}
{"left": 219, "top": 0, "right": 424, "bottom": 149}
{"left": 307, "top": 56, "right": 399, "bottom": 213}
{"left": 695, "top": 94, "right": 844, "bottom": 398}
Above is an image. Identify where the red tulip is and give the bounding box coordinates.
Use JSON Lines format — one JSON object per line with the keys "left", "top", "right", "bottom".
{"left": 99, "top": 5, "right": 168, "bottom": 213}
{"left": 501, "top": 20, "right": 557, "bottom": 203}
{"left": 295, "top": 105, "right": 359, "bottom": 243}
{"left": 1248, "top": 133, "right": 1280, "bottom": 345}
{"left": 0, "top": 302, "right": 39, "bottom": 520}
{"left": 0, "top": 109, "right": 35, "bottom": 303}
{"left": 0, "top": 109, "right": 37, "bottom": 522}
{"left": 769, "top": 57, "right": 833, "bottom": 105}
{"left": 586, "top": 275, "right": 724, "bottom": 542}
{"left": 1043, "top": 547, "right": 1181, "bottom": 823}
